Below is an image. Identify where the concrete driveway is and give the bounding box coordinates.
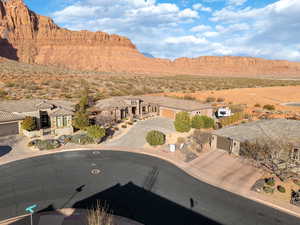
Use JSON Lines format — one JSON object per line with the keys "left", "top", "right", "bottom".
{"left": 104, "top": 117, "right": 175, "bottom": 148}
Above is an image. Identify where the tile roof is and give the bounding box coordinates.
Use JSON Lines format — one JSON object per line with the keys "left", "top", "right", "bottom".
{"left": 0, "top": 111, "right": 24, "bottom": 123}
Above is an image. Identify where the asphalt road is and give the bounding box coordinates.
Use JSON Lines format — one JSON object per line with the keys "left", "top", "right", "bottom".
{"left": 0, "top": 150, "right": 299, "bottom": 225}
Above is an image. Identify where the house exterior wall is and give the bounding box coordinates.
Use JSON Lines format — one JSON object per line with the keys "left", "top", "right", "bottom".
{"left": 191, "top": 108, "right": 214, "bottom": 118}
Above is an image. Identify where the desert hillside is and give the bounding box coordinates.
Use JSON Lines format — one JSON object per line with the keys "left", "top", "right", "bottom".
{"left": 1, "top": 0, "right": 300, "bottom": 77}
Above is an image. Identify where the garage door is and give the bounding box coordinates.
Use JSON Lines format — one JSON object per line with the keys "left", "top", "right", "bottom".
{"left": 217, "top": 136, "right": 232, "bottom": 152}
{"left": 0, "top": 122, "right": 19, "bottom": 137}
{"left": 160, "top": 109, "right": 176, "bottom": 119}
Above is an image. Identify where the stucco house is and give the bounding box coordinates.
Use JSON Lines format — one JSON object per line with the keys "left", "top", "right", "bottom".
{"left": 210, "top": 119, "right": 300, "bottom": 165}
{"left": 92, "top": 96, "right": 214, "bottom": 123}
{"left": 0, "top": 99, "right": 75, "bottom": 137}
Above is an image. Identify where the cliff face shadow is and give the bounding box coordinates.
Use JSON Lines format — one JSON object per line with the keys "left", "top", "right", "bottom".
{"left": 73, "top": 182, "right": 221, "bottom": 225}
{"left": 0, "top": 38, "right": 19, "bottom": 60}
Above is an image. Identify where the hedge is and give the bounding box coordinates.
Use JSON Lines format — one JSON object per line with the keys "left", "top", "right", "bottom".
{"left": 174, "top": 112, "right": 191, "bottom": 133}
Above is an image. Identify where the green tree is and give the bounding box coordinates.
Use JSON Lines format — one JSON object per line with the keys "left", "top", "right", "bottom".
{"left": 174, "top": 112, "right": 191, "bottom": 132}
{"left": 87, "top": 125, "right": 106, "bottom": 142}
{"left": 21, "top": 116, "right": 37, "bottom": 131}
{"left": 146, "top": 130, "right": 166, "bottom": 146}
{"left": 191, "top": 115, "right": 204, "bottom": 129}
{"left": 73, "top": 112, "right": 90, "bottom": 130}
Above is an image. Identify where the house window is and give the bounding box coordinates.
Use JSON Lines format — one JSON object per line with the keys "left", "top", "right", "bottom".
{"left": 56, "top": 116, "right": 68, "bottom": 128}
{"left": 56, "top": 116, "right": 63, "bottom": 128}
{"left": 63, "top": 116, "right": 68, "bottom": 127}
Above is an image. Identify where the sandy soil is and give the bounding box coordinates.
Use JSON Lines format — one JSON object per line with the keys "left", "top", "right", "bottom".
{"left": 158, "top": 86, "right": 300, "bottom": 112}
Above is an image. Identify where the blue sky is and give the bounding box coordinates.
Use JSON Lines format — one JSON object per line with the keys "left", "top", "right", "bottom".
{"left": 24, "top": 0, "right": 300, "bottom": 61}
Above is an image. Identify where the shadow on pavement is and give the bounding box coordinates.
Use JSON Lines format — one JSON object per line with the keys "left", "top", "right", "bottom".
{"left": 72, "top": 182, "right": 221, "bottom": 225}
{"left": 0, "top": 145, "right": 12, "bottom": 157}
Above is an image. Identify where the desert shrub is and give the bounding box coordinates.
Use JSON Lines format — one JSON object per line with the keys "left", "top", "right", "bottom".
{"left": 263, "top": 104, "right": 275, "bottom": 111}
{"left": 87, "top": 125, "right": 106, "bottom": 141}
{"left": 87, "top": 201, "right": 113, "bottom": 225}
{"left": 73, "top": 112, "right": 90, "bottom": 130}
{"left": 146, "top": 130, "right": 166, "bottom": 146}
{"left": 28, "top": 139, "right": 42, "bottom": 147}
{"left": 121, "top": 125, "right": 127, "bottom": 128}
{"left": 217, "top": 97, "right": 225, "bottom": 102}
{"left": 177, "top": 137, "right": 186, "bottom": 144}
{"left": 206, "top": 96, "right": 216, "bottom": 103}
{"left": 127, "top": 122, "right": 133, "bottom": 125}
{"left": 277, "top": 185, "right": 286, "bottom": 193}
{"left": 174, "top": 112, "right": 191, "bottom": 133}
{"left": 183, "top": 95, "right": 196, "bottom": 100}
{"left": 254, "top": 103, "right": 261, "bottom": 107}
{"left": 5, "top": 82, "right": 15, "bottom": 87}
{"left": 21, "top": 116, "right": 37, "bottom": 131}
{"left": 263, "top": 186, "right": 274, "bottom": 194}
{"left": 36, "top": 140, "right": 61, "bottom": 150}
{"left": 293, "top": 179, "right": 300, "bottom": 186}
{"left": 58, "top": 135, "right": 72, "bottom": 144}
{"left": 0, "top": 89, "right": 8, "bottom": 98}
{"left": 265, "top": 177, "right": 275, "bottom": 186}
{"left": 71, "top": 134, "right": 94, "bottom": 145}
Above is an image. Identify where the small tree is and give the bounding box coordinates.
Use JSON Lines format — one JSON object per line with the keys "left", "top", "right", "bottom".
{"left": 21, "top": 116, "right": 37, "bottom": 131}
{"left": 191, "top": 115, "right": 204, "bottom": 129}
{"left": 87, "top": 125, "right": 106, "bottom": 142}
{"left": 73, "top": 112, "right": 90, "bottom": 130}
{"left": 174, "top": 112, "right": 191, "bottom": 133}
{"left": 146, "top": 130, "right": 166, "bottom": 146}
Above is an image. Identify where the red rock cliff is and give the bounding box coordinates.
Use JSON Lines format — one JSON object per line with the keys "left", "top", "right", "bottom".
{"left": 1, "top": 0, "right": 300, "bottom": 77}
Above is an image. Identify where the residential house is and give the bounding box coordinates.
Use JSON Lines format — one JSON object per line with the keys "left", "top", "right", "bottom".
{"left": 92, "top": 96, "right": 214, "bottom": 123}
{"left": 0, "top": 99, "right": 75, "bottom": 137}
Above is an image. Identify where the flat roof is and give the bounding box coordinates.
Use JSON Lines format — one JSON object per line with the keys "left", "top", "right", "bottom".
{"left": 213, "top": 119, "right": 300, "bottom": 145}
{"left": 0, "top": 111, "right": 24, "bottom": 123}
{"left": 140, "top": 96, "right": 212, "bottom": 111}
{"left": 0, "top": 99, "right": 74, "bottom": 113}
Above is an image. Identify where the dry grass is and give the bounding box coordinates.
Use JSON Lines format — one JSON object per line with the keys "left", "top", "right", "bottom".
{"left": 87, "top": 201, "right": 114, "bottom": 225}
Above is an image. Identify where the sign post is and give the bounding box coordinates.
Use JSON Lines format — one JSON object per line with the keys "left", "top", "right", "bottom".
{"left": 25, "top": 204, "right": 37, "bottom": 225}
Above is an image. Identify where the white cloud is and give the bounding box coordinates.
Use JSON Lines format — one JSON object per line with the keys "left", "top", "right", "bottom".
{"left": 192, "top": 3, "right": 212, "bottom": 12}
{"left": 165, "top": 35, "right": 208, "bottom": 44}
{"left": 190, "top": 24, "right": 212, "bottom": 32}
{"left": 51, "top": 0, "right": 300, "bottom": 61}
{"left": 178, "top": 8, "right": 199, "bottom": 18}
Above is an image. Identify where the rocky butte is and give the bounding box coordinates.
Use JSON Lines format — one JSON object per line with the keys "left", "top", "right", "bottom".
{"left": 1, "top": 0, "right": 300, "bottom": 77}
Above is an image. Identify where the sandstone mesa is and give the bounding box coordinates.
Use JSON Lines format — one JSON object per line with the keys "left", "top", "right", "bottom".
{"left": 1, "top": 0, "right": 300, "bottom": 77}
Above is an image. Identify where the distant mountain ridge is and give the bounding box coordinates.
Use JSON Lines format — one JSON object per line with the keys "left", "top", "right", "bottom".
{"left": 1, "top": 0, "right": 300, "bottom": 77}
